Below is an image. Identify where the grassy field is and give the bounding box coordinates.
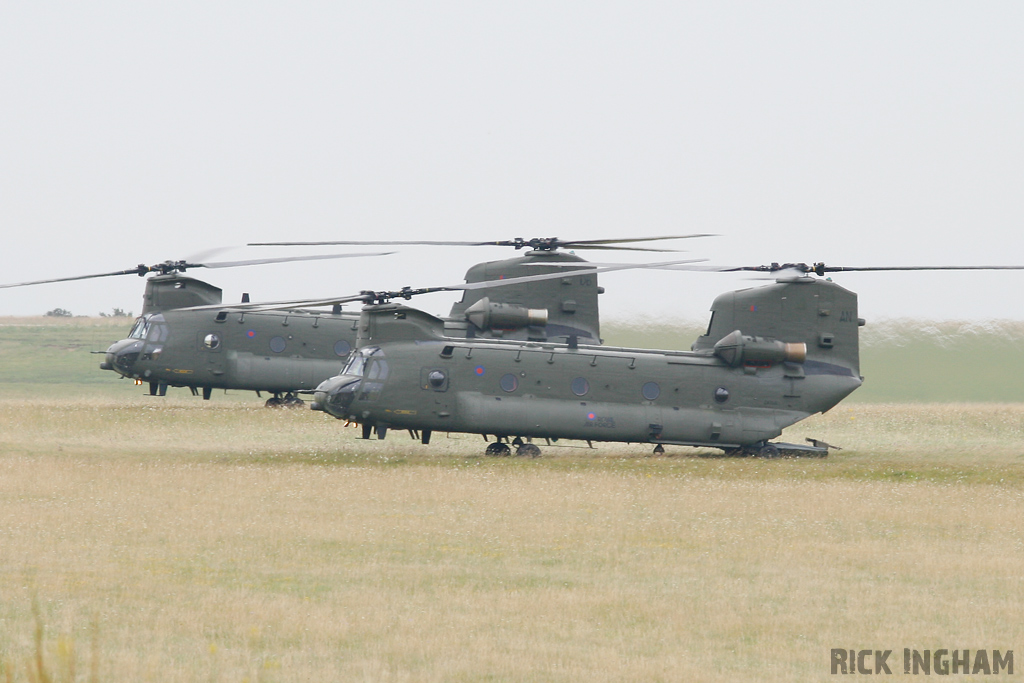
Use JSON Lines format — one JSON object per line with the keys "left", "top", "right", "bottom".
{"left": 1, "top": 318, "right": 1022, "bottom": 680}
{"left": 1, "top": 399, "right": 1023, "bottom": 681}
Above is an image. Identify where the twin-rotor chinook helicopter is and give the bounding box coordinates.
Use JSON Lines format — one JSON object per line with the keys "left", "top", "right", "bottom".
{"left": 219, "top": 257, "right": 1024, "bottom": 457}
{"left": 3, "top": 236, "right": 708, "bottom": 406}
{"left": 8, "top": 239, "right": 1023, "bottom": 456}
{"left": 3, "top": 250, "right": 390, "bottom": 405}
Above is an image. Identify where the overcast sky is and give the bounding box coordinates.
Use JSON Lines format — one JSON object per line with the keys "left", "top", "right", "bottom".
{"left": 2, "top": 2, "right": 1022, "bottom": 323}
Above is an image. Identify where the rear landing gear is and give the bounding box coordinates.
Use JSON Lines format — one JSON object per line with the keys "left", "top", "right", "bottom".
{"left": 724, "top": 442, "right": 782, "bottom": 458}
{"left": 516, "top": 443, "right": 541, "bottom": 457}
{"left": 485, "top": 442, "right": 512, "bottom": 456}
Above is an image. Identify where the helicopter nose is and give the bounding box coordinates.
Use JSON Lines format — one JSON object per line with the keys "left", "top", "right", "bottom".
{"left": 312, "top": 374, "right": 362, "bottom": 417}
{"left": 102, "top": 339, "right": 144, "bottom": 376}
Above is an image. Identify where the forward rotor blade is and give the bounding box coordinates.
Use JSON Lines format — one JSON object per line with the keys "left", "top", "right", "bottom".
{"left": 0, "top": 268, "right": 149, "bottom": 289}
{"left": 249, "top": 239, "right": 502, "bottom": 247}
{"left": 0, "top": 251, "right": 392, "bottom": 290}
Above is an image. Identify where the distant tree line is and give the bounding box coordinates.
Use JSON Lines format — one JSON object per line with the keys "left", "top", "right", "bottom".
{"left": 43, "top": 307, "right": 133, "bottom": 318}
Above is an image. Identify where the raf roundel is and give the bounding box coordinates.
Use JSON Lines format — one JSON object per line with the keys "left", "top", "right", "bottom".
{"left": 587, "top": 412, "right": 596, "bottom": 420}
{"left": 246, "top": 329, "right": 256, "bottom": 339}
{"left": 474, "top": 366, "right": 486, "bottom": 376}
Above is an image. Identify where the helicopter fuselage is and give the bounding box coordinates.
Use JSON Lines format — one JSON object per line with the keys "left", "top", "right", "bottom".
{"left": 100, "top": 251, "right": 610, "bottom": 400}
{"left": 102, "top": 307, "right": 360, "bottom": 394}
{"left": 313, "top": 277, "right": 865, "bottom": 452}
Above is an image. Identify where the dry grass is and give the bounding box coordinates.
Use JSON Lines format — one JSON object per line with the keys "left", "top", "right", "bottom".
{"left": 1, "top": 398, "right": 1022, "bottom": 681}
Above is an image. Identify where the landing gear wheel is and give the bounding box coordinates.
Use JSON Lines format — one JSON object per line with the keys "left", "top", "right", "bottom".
{"left": 284, "top": 394, "right": 305, "bottom": 408}
{"left": 485, "top": 442, "right": 512, "bottom": 456}
{"left": 515, "top": 443, "right": 542, "bottom": 457}
{"left": 758, "top": 443, "right": 780, "bottom": 459}
{"left": 265, "top": 396, "right": 284, "bottom": 408}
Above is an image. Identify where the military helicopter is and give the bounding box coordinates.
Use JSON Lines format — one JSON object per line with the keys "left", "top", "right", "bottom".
{"left": 287, "top": 261, "right": 1024, "bottom": 457}
{"left": 0, "top": 251, "right": 389, "bottom": 405}
{"left": 3, "top": 236, "right": 708, "bottom": 406}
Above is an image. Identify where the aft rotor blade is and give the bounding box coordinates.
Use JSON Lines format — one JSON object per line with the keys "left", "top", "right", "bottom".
{"left": 193, "top": 258, "right": 705, "bottom": 312}
{"left": 557, "top": 234, "right": 717, "bottom": 247}
{"left": 718, "top": 263, "right": 1024, "bottom": 275}
{"left": 814, "top": 265, "right": 1024, "bottom": 272}
{"left": 197, "top": 252, "right": 395, "bottom": 269}
{"left": 527, "top": 261, "right": 1024, "bottom": 276}
{"left": 456, "top": 259, "right": 705, "bottom": 291}
{"left": 248, "top": 234, "right": 716, "bottom": 251}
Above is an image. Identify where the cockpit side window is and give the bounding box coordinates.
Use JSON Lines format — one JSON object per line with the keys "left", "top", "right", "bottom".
{"left": 128, "top": 317, "right": 149, "bottom": 340}
{"left": 344, "top": 354, "right": 366, "bottom": 377}
{"left": 147, "top": 317, "right": 169, "bottom": 342}
{"left": 367, "top": 359, "right": 389, "bottom": 380}
{"left": 343, "top": 346, "right": 383, "bottom": 376}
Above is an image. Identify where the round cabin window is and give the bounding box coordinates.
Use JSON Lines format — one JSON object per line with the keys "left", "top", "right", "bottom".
{"left": 334, "top": 340, "right": 351, "bottom": 356}
{"left": 270, "top": 336, "right": 287, "bottom": 353}
{"left": 642, "top": 382, "right": 660, "bottom": 401}
{"left": 571, "top": 377, "right": 589, "bottom": 396}
{"left": 714, "top": 387, "right": 730, "bottom": 403}
{"left": 500, "top": 374, "right": 518, "bottom": 392}
{"left": 203, "top": 333, "right": 220, "bottom": 350}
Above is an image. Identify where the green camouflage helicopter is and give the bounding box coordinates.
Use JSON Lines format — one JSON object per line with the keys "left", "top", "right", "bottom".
{"left": 0, "top": 251, "right": 387, "bottom": 404}
{"left": 289, "top": 261, "right": 1024, "bottom": 457}
{"left": 3, "top": 236, "right": 706, "bottom": 406}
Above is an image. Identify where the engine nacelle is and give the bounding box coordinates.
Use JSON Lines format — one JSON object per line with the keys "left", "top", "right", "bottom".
{"left": 464, "top": 297, "right": 548, "bottom": 331}
{"left": 713, "top": 330, "right": 806, "bottom": 367}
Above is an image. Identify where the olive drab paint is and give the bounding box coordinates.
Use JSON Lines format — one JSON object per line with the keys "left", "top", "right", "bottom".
{"left": 313, "top": 277, "right": 865, "bottom": 455}
{"left": 140, "top": 274, "right": 224, "bottom": 315}
{"left": 448, "top": 250, "right": 602, "bottom": 343}
{"left": 100, "top": 251, "right": 609, "bottom": 404}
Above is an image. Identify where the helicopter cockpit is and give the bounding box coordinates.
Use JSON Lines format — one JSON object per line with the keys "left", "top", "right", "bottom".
{"left": 102, "top": 313, "right": 172, "bottom": 378}
{"left": 312, "top": 346, "right": 389, "bottom": 417}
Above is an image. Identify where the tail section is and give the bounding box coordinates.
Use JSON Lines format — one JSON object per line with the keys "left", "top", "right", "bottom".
{"left": 692, "top": 278, "right": 862, "bottom": 377}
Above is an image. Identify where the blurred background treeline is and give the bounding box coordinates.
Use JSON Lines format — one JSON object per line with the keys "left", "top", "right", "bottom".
{"left": 2, "top": 316, "right": 1024, "bottom": 403}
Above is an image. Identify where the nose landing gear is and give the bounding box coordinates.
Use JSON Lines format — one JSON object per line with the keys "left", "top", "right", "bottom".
{"left": 483, "top": 436, "right": 542, "bottom": 457}
{"left": 265, "top": 392, "right": 305, "bottom": 408}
